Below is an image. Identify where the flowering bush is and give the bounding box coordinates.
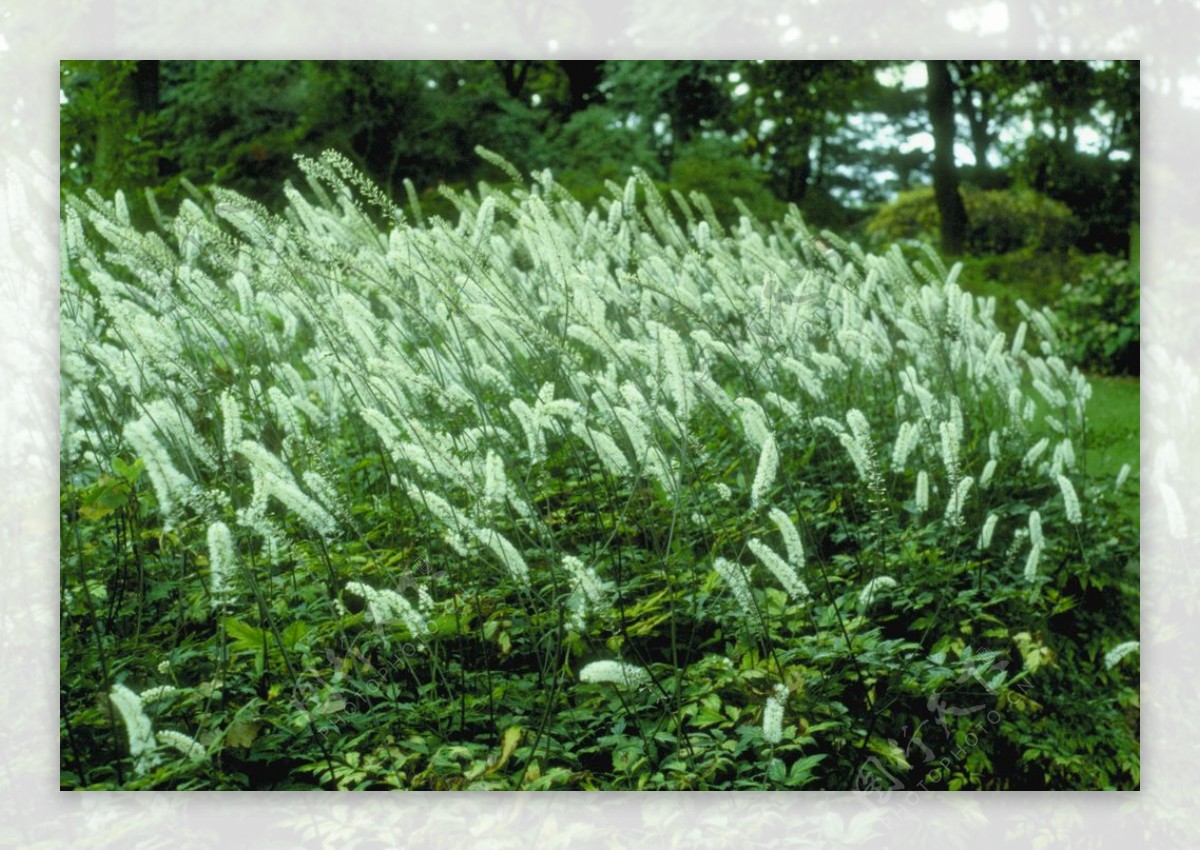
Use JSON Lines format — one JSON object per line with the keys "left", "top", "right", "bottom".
{"left": 60, "top": 151, "right": 1137, "bottom": 790}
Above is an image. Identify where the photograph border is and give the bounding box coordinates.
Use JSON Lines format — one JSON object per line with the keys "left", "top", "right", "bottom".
{"left": 2, "top": 0, "right": 1187, "bottom": 846}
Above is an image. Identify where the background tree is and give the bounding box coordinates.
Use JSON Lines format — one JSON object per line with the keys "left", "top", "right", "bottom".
{"left": 61, "top": 61, "right": 163, "bottom": 196}
{"left": 60, "top": 59, "right": 1139, "bottom": 255}
{"left": 1017, "top": 60, "right": 1139, "bottom": 254}
{"left": 732, "top": 60, "right": 877, "bottom": 207}
{"left": 599, "top": 60, "right": 734, "bottom": 169}
{"left": 926, "top": 59, "right": 969, "bottom": 255}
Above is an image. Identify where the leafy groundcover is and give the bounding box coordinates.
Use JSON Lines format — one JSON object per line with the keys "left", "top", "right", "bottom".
{"left": 60, "top": 151, "right": 1139, "bottom": 791}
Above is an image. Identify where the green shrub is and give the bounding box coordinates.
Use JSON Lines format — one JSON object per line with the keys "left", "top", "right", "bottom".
{"left": 666, "top": 140, "right": 786, "bottom": 227}
{"left": 550, "top": 105, "right": 666, "bottom": 211}
{"left": 1057, "top": 256, "right": 1140, "bottom": 376}
{"left": 866, "top": 186, "right": 1081, "bottom": 255}
{"left": 956, "top": 248, "right": 1082, "bottom": 334}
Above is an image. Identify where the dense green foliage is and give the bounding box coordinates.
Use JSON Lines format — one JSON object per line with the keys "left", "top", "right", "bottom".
{"left": 60, "top": 155, "right": 1138, "bottom": 791}
{"left": 60, "top": 60, "right": 1138, "bottom": 248}
{"left": 954, "top": 249, "right": 1140, "bottom": 377}
{"left": 865, "top": 186, "right": 1079, "bottom": 255}
{"left": 1057, "top": 256, "right": 1140, "bottom": 376}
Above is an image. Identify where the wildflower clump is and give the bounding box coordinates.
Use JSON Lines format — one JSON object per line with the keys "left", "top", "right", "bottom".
{"left": 60, "top": 150, "right": 1136, "bottom": 791}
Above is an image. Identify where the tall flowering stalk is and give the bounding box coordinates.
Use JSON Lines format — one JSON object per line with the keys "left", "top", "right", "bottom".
{"left": 840, "top": 409, "right": 884, "bottom": 498}
{"left": 762, "top": 684, "right": 789, "bottom": 745}
{"left": 579, "top": 661, "right": 651, "bottom": 688}
{"left": 747, "top": 538, "right": 809, "bottom": 601}
{"left": 978, "top": 513, "right": 999, "bottom": 550}
{"left": 715, "top": 557, "right": 756, "bottom": 621}
{"left": 1056, "top": 474, "right": 1082, "bottom": 525}
{"left": 109, "top": 684, "right": 160, "bottom": 776}
{"left": 750, "top": 434, "right": 779, "bottom": 510}
{"left": 562, "top": 555, "right": 611, "bottom": 631}
{"left": 157, "top": 730, "right": 207, "bottom": 762}
{"left": 1104, "top": 641, "right": 1140, "bottom": 670}
{"left": 944, "top": 476, "right": 973, "bottom": 528}
{"left": 345, "top": 580, "right": 430, "bottom": 646}
{"left": 235, "top": 440, "right": 337, "bottom": 537}
{"left": 767, "top": 508, "right": 805, "bottom": 568}
{"left": 1023, "top": 542, "right": 1043, "bottom": 583}
{"left": 206, "top": 521, "right": 237, "bottom": 611}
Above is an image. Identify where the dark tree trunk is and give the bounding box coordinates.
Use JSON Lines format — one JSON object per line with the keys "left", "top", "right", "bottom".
{"left": 557, "top": 61, "right": 604, "bottom": 115}
{"left": 926, "top": 60, "right": 969, "bottom": 255}
{"left": 967, "top": 97, "right": 991, "bottom": 169}
{"left": 131, "top": 60, "right": 159, "bottom": 115}
{"left": 812, "top": 134, "right": 825, "bottom": 188}
{"left": 494, "top": 60, "right": 531, "bottom": 99}
{"left": 788, "top": 147, "right": 812, "bottom": 205}
{"left": 773, "top": 129, "right": 812, "bottom": 205}
{"left": 94, "top": 60, "right": 160, "bottom": 193}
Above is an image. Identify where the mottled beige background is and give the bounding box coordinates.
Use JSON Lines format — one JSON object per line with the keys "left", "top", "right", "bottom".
{"left": 2, "top": 1, "right": 1187, "bottom": 846}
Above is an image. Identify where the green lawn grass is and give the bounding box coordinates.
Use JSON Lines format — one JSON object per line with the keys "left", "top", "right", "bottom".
{"left": 1085, "top": 374, "right": 1140, "bottom": 524}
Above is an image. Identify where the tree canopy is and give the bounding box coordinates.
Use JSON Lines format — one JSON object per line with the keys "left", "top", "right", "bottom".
{"left": 61, "top": 59, "right": 1139, "bottom": 255}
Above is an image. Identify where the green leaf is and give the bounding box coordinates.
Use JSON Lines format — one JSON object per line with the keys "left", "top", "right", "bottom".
{"left": 280, "top": 620, "right": 310, "bottom": 649}
{"left": 111, "top": 455, "right": 144, "bottom": 483}
{"left": 78, "top": 474, "right": 131, "bottom": 520}
{"left": 222, "top": 617, "right": 264, "bottom": 647}
{"left": 867, "top": 735, "right": 912, "bottom": 771}
{"left": 787, "top": 753, "right": 827, "bottom": 786}
{"left": 224, "top": 720, "right": 261, "bottom": 749}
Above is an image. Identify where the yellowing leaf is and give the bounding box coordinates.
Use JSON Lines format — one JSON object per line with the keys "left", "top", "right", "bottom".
{"left": 195, "top": 679, "right": 224, "bottom": 699}
{"left": 316, "top": 696, "right": 347, "bottom": 715}
{"left": 1013, "top": 631, "right": 1055, "bottom": 673}
{"left": 626, "top": 611, "right": 671, "bottom": 637}
{"left": 868, "top": 735, "right": 912, "bottom": 771}
{"left": 490, "top": 725, "right": 521, "bottom": 774}
{"left": 999, "top": 690, "right": 1044, "bottom": 714}
{"left": 466, "top": 727, "right": 524, "bottom": 781}
{"left": 78, "top": 475, "right": 131, "bottom": 520}
{"left": 224, "top": 720, "right": 261, "bottom": 749}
